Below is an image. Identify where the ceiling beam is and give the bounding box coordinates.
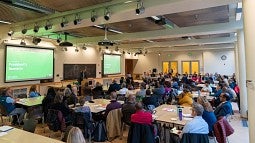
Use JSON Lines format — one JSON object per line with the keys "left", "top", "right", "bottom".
{"left": 73, "top": 21, "right": 242, "bottom": 43}
{"left": 119, "top": 36, "right": 237, "bottom": 49}
{"left": 145, "top": 43, "right": 234, "bottom": 52}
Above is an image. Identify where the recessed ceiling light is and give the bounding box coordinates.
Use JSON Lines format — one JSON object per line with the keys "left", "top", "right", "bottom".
{"left": 0, "top": 20, "right": 11, "bottom": 24}
{"left": 124, "top": 1, "right": 133, "bottom": 4}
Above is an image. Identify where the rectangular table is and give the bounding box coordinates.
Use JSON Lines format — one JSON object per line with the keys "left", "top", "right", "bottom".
{"left": 16, "top": 96, "right": 44, "bottom": 107}
{"left": 0, "top": 127, "right": 63, "bottom": 143}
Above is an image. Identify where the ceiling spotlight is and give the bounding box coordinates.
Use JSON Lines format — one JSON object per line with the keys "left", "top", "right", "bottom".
{"left": 75, "top": 47, "right": 79, "bottom": 52}
{"left": 91, "top": 10, "right": 97, "bottom": 22}
{"left": 33, "top": 23, "right": 40, "bottom": 33}
{"left": 60, "top": 17, "right": 68, "bottom": 27}
{"left": 56, "top": 34, "right": 62, "bottom": 43}
{"left": 20, "top": 38, "right": 26, "bottom": 45}
{"left": 105, "top": 46, "right": 109, "bottom": 49}
{"left": 122, "top": 51, "right": 125, "bottom": 54}
{"left": 64, "top": 47, "right": 68, "bottom": 51}
{"left": 104, "top": 8, "right": 111, "bottom": 21}
{"left": 136, "top": 0, "right": 145, "bottom": 15}
{"left": 115, "top": 46, "right": 119, "bottom": 51}
{"left": 8, "top": 30, "right": 14, "bottom": 36}
{"left": 73, "top": 14, "right": 81, "bottom": 25}
{"left": 44, "top": 20, "right": 52, "bottom": 30}
{"left": 82, "top": 44, "right": 87, "bottom": 50}
{"left": 21, "top": 25, "right": 27, "bottom": 34}
{"left": 32, "top": 37, "right": 41, "bottom": 45}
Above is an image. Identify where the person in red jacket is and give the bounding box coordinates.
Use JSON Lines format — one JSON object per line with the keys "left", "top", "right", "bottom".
{"left": 131, "top": 102, "right": 152, "bottom": 125}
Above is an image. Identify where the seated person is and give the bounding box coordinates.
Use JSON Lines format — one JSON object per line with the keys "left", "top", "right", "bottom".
{"left": 131, "top": 102, "right": 152, "bottom": 125}
{"left": 50, "top": 93, "right": 71, "bottom": 121}
{"left": 201, "top": 80, "right": 212, "bottom": 93}
{"left": 42, "top": 87, "right": 56, "bottom": 120}
{"left": 214, "top": 93, "right": 233, "bottom": 119}
{"left": 118, "top": 83, "right": 128, "bottom": 95}
{"left": 122, "top": 94, "right": 136, "bottom": 125}
{"left": 136, "top": 82, "right": 147, "bottom": 98}
{"left": 197, "top": 96, "right": 217, "bottom": 135}
{"left": 92, "top": 82, "right": 104, "bottom": 99}
{"left": 29, "top": 85, "right": 40, "bottom": 98}
{"left": 107, "top": 80, "right": 121, "bottom": 94}
{"left": 177, "top": 86, "right": 193, "bottom": 107}
{"left": 142, "top": 89, "right": 159, "bottom": 108}
{"left": 180, "top": 103, "right": 209, "bottom": 138}
{"left": 0, "top": 87, "right": 26, "bottom": 125}
{"left": 104, "top": 92, "right": 122, "bottom": 117}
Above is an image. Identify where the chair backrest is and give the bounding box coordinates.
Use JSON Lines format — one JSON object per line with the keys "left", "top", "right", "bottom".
{"left": 23, "top": 118, "right": 37, "bottom": 133}
{"left": 106, "top": 108, "right": 122, "bottom": 140}
{"left": 180, "top": 133, "right": 209, "bottom": 143}
{"left": 127, "top": 123, "right": 155, "bottom": 143}
{"left": 47, "top": 109, "right": 66, "bottom": 132}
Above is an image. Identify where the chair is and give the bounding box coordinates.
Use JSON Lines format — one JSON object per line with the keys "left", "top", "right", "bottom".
{"left": 106, "top": 108, "right": 122, "bottom": 141}
{"left": 47, "top": 109, "right": 68, "bottom": 137}
{"left": 180, "top": 133, "right": 209, "bottom": 143}
{"left": 127, "top": 123, "right": 158, "bottom": 143}
{"left": 0, "top": 104, "right": 19, "bottom": 125}
{"left": 73, "top": 107, "right": 93, "bottom": 143}
{"left": 23, "top": 118, "right": 37, "bottom": 133}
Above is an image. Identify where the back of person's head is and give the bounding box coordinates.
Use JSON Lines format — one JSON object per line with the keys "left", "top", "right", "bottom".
{"left": 67, "top": 127, "right": 86, "bottom": 143}
{"left": 221, "top": 92, "right": 231, "bottom": 101}
{"left": 192, "top": 102, "right": 204, "bottom": 116}
{"left": 140, "top": 82, "right": 146, "bottom": 89}
{"left": 121, "top": 83, "right": 126, "bottom": 88}
{"left": 197, "top": 96, "right": 213, "bottom": 112}
{"left": 128, "top": 94, "right": 136, "bottom": 102}
{"left": 67, "top": 84, "right": 72, "bottom": 89}
{"left": 110, "top": 91, "right": 117, "bottom": 100}
{"left": 146, "top": 89, "right": 151, "bottom": 96}
{"left": 135, "top": 102, "right": 143, "bottom": 111}
{"left": 164, "top": 81, "right": 171, "bottom": 88}
{"left": 47, "top": 87, "right": 56, "bottom": 96}
{"left": 3, "top": 87, "right": 12, "bottom": 96}
{"left": 29, "top": 85, "right": 37, "bottom": 92}
{"left": 112, "top": 79, "right": 117, "bottom": 83}
{"left": 54, "top": 93, "right": 63, "bottom": 103}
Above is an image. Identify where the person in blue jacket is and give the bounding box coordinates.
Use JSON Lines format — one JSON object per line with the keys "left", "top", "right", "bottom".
{"left": 214, "top": 92, "right": 233, "bottom": 119}
{"left": 29, "top": 85, "right": 40, "bottom": 98}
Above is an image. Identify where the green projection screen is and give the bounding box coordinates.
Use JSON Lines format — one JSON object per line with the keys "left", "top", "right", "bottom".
{"left": 103, "top": 54, "right": 121, "bottom": 75}
{"left": 5, "top": 45, "right": 54, "bottom": 82}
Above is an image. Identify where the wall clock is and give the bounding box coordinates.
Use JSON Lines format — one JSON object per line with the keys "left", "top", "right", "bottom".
{"left": 221, "top": 55, "right": 227, "bottom": 60}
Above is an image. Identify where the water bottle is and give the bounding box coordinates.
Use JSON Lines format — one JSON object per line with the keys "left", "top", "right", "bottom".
{"left": 179, "top": 108, "right": 183, "bottom": 121}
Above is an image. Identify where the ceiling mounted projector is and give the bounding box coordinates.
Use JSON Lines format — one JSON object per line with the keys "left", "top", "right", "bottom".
{"left": 59, "top": 33, "right": 73, "bottom": 46}
{"left": 98, "top": 26, "right": 115, "bottom": 46}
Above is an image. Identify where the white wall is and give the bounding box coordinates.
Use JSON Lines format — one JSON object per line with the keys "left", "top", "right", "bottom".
{"left": 203, "top": 50, "right": 235, "bottom": 75}
{"left": 133, "top": 50, "right": 235, "bottom": 75}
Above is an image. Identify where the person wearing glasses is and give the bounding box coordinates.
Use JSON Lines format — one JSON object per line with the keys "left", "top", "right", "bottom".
{"left": 214, "top": 92, "right": 233, "bottom": 119}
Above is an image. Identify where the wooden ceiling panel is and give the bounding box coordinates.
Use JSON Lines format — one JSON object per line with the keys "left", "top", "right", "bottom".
{"left": 121, "top": 40, "right": 147, "bottom": 44}
{"left": 64, "top": 26, "right": 117, "bottom": 37}
{"left": 165, "top": 5, "right": 229, "bottom": 27}
{"left": 0, "top": 3, "right": 45, "bottom": 23}
{"left": 29, "top": 0, "right": 112, "bottom": 12}
{"left": 152, "top": 37, "right": 183, "bottom": 42}
{"left": 108, "top": 18, "right": 165, "bottom": 33}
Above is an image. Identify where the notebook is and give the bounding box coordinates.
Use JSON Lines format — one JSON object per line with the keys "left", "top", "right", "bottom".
{"left": 0, "top": 126, "right": 14, "bottom": 132}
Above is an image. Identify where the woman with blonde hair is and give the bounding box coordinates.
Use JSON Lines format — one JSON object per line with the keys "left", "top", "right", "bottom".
{"left": 67, "top": 127, "right": 86, "bottom": 143}
{"left": 197, "top": 96, "right": 217, "bottom": 136}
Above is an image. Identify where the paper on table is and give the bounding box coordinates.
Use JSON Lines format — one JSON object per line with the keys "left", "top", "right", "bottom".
{"left": 0, "top": 126, "right": 13, "bottom": 132}
{"left": 96, "top": 107, "right": 106, "bottom": 110}
{"left": 0, "top": 132, "right": 8, "bottom": 136}
{"left": 152, "top": 115, "right": 158, "bottom": 119}
{"left": 183, "top": 117, "right": 193, "bottom": 120}
{"left": 182, "top": 113, "right": 192, "bottom": 118}
{"left": 162, "top": 108, "right": 175, "bottom": 112}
